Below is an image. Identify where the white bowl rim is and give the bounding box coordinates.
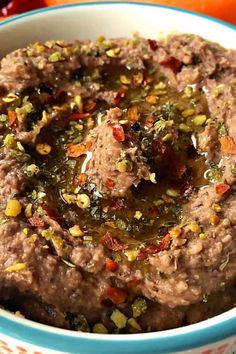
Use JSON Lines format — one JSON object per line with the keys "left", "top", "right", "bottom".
{"left": 0, "top": 0, "right": 236, "bottom": 31}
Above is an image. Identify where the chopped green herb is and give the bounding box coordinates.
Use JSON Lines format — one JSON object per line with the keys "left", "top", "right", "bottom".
{"left": 48, "top": 51, "right": 64, "bottom": 63}
{"left": 132, "top": 298, "right": 147, "bottom": 318}
{"left": 71, "top": 315, "right": 90, "bottom": 332}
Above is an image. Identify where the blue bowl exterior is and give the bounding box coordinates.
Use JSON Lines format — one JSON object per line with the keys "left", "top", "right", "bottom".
{"left": 0, "top": 2, "right": 235, "bottom": 353}
{"left": 0, "top": 310, "right": 236, "bottom": 353}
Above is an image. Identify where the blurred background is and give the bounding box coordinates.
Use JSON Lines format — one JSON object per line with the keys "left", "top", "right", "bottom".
{"left": 0, "top": 0, "right": 236, "bottom": 24}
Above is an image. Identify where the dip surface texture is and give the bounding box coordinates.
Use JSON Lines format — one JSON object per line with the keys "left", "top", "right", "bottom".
{"left": 0, "top": 34, "right": 235, "bottom": 333}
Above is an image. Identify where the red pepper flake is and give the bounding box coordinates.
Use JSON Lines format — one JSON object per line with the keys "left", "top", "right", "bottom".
{"left": 147, "top": 39, "right": 158, "bottom": 51}
{"left": 67, "top": 144, "right": 85, "bottom": 158}
{"left": 145, "top": 116, "right": 155, "bottom": 129}
{"left": 73, "top": 173, "right": 87, "bottom": 186}
{"left": 148, "top": 206, "right": 159, "bottom": 218}
{"left": 160, "top": 56, "right": 182, "bottom": 74}
{"left": 105, "top": 258, "right": 119, "bottom": 272}
{"left": 100, "top": 232, "right": 128, "bottom": 251}
{"left": 215, "top": 183, "right": 230, "bottom": 195}
{"left": 86, "top": 141, "right": 92, "bottom": 149}
{"left": 127, "top": 278, "right": 141, "bottom": 288}
{"left": 67, "top": 140, "right": 92, "bottom": 158}
{"left": 8, "top": 111, "right": 17, "bottom": 128}
{"left": 161, "top": 233, "right": 171, "bottom": 249}
{"left": 67, "top": 113, "right": 90, "bottom": 120}
{"left": 110, "top": 198, "right": 125, "bottom": 210}
{"left": 138, "top": 234, "right": 171, "bottom": 260}
{"left": 219, "top": 136, "right": 236, "bottom": 155}
{"left": 113, "top": 90, "right": 126, "bottom": 105}
{"left": 40, "top": 204, "right": 57, "bottom": 220}
{"left": 84, "top": 100, "right": 96, "bottom": 112}
{"left": 105, "top": 178, "right": 115, "bottom": 189}
{"left": 110, "top": 122, "right": 125, "bottom": 142}
{"left": 105, "top": 286, "right": 127, "bottom": 304}
{"left": 133, "top": 72, "right": 144, "bottom": 87}
{"left": 28, "top": 216, "right": 44, "bottom": 227}
{"left": 127, "top": 106, "right": 139, "bottom": 122}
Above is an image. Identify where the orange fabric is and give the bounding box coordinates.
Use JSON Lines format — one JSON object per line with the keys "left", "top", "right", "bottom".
{"left": 0, "top": 1, "right": 236, "bottom": 24}
{"left": 45, "top": 0, "right": 236, "bottom": 24}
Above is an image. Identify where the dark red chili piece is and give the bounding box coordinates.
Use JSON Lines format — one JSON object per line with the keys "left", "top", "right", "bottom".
{"left": 147, "top": 39, "right": 158, "bottom": 51}
{"left": 67, "top": 113, "right": 90, "bottom": 120}
{"left": 139, "top": 234, "right": 171, "bottom": 260}
{"left": 110, "top": 122, "right": 125, "bottom": 142}
{"left": 100, "top": 232, "right": 128, "bottom": 251}
{"left": 105, "top": 286, "right": 127, "bottom": 304}
{"left": 105, "top": 178, "right": 115, "bottom": 189}
{"left": 160, "top": 56, "right": 182, "bottom": 74}
{"left": 105, "top": 258, "right": 119, "bottom": 272}
{"left": 40, "top": 204, "right": 57, "bottom": 220}
{"left": 8, "top": 111, "right": 17, "bottom": 128}
{"left": 110, "top": 198, "right": 125, "bottom": 210}
{"left": 148, "top": 206, "right": 159, "bottom": 219}
{"left": 28, "top": 216, "right": 45, "bottom": 227}
{"left": 113, "top": 90, "right": 126, "bottom": 106}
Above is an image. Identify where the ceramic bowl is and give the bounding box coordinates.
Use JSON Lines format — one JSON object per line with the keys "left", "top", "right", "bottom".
{"left": 0, "top": 2, "right": 235, "bottom": 354}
